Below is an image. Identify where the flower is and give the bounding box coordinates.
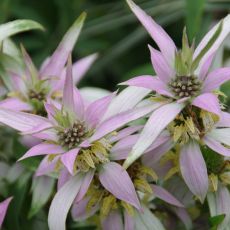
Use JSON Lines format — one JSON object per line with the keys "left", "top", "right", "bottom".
{"left": 121, "top": 0, "right": 230, "bottom": 170}
{"left": 0, "top": 12, "right": 97, "bottom": 115}
{"left": 0, "top": 54, "right": 160, "bottom": 229}
{"left": 0, "top": 197, "right": 13, "bottom": 228}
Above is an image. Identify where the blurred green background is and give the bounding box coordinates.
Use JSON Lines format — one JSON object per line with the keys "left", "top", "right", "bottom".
{"left": 0, "top": 0, "right": 229, "bottom": 91}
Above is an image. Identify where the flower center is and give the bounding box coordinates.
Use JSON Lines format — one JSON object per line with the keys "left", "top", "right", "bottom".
{"left": 28, "top": 89, "right": 46, "bottom": 101}
{"left": 169, "top": 75, "right": 201, "bottom": 98}
{"left": 58, "top": 122, "right": 86, "bottom": 149}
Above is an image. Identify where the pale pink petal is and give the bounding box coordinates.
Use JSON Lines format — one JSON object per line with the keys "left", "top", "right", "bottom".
{"left": 0, "top": 97, "right": 32, "bottom": 111}
{"left": 20, "top": 135, "right": 41, "bottom": 148}
{"left": 35, "top": 156, "right": 59, "bottom": 177}
{"left": 99, "top": 162, "right": 141, "bottom": 210}
{"left": 32, "top": 128, "right": 58, "bottom": 142}
{"left": 203, "top": 135, "right": 230, "bottom": 157}
{"left": 72, "top": 53, "right": 98, "bottom": 85}
{"left": 62, "top": 56, "right": 75, "bottom": 119}
{"left": 48, "top": 173, "right": 85, "bottom": 230}
{"left": 19, "top": 143, "right": 65, "bottom": 161}
{"left": 75, "top": 169, "right": 95, "bottom": 202}
{"left": 0, "top": 197, "right": 13, "bottom": 228}
{"left": 102, "top": 210, "right": 123, "bottom": 230}
{"left": 110, "top": 134, "right": 139, "bottom": 160}
{"left": 192, "top": 93, "right": 221, "bottom": 116}
{"left": 40, "top": 13, "right": 86, "bottom": 78}
{"left": 73, "top": 87, "right": 85, "bottom": 120}
{"left": 180, "top": 141, "right": 208, "bottom": 202}
{"left": 142, "top": 139, "right": 174, "bottom": 167}
{"left": 57, "top": 169, "right": 71, "bottom": 191}
{"left": 148, "top": 45, "right": 175, "bottom": 83}
{"left": 123, "top": 102, "right": 184, "bottom": 169}
{"left": 85, "top": 93, "right": 115, "bottom": 129}
{"left": 109, "top": 125, "right": 143, "bottom": 143}
{"left": 216, "top": 184, "right": 230, "bottom": 229}
{"left": 71, "top": 197, "right": 99, "bottom": 221}
{"left": 202, "top": 67, "right": 230, "bottom": 92}
{"left": 194, "top": 14, "right": 230, "bottom": 73}
{"left": 216, "top": 111, "right": 230, "bottom": 127}
{"left": 124, "top": 211, "right": 135, "bottom": 230}
{"left": 89, "top": 103, "right": 162, "bottom": 143}
{"left": 120, "top": 75, "right": 173, "bottom": 97}
{"left": 61, "top": 148, "right": 80, "bottom": 175}
{"left": 102, "top": 86, "right": 151, "bottom": 121}
{"left": 172, "top": 207, "right": 192, "bottom": 230}
{"left": 209, "top": 128, "right": 230, "bottom": 146}
{"left": 198, "top": 52, "right": 215, "bottom": 81}
{"left": 152, "top": 185, "right": 184, "bottom": 207}
{"left": 126, "top": 0, "right": 176, "bottom": 66}
{"left": 0, "top": 108, "right": 51, "bottom": 132}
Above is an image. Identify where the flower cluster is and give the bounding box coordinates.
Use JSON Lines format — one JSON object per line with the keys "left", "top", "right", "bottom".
{"left": 0, "top": 0, "right": 230, "bottom": 229}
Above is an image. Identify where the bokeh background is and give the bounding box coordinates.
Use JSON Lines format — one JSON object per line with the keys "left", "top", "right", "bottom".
{"left": 1, "top": 0, "right": 230, "bottom": 92}
{"left": 0, "top": 0, "right": 230, "bottom": 229}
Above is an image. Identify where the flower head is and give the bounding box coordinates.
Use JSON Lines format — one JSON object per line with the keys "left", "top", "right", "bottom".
{"left": 0, "top": 13, "right": 97, "bottom": 115}
{"left": 121, "top": 0, "right": 230, "bottom": 170}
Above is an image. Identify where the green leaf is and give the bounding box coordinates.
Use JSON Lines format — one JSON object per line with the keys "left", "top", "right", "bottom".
{"left": 186, "top": 0, "right": 206, "bottom": 41}
{"left": 209, "top": 214, "right": 226, "bottom": 228}
{"left": 0, "top": 19, "right": 44, "bottom": 42}
{"left": 28, "top": 176, "right": 55, "bottom": 218}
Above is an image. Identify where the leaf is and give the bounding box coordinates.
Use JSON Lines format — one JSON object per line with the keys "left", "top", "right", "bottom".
{"left": 186, "top": 0, "right": 206, "bottom": 41}
{"left": 0, "top": 19, "right": 44, "bottom": 42}
{"left": 209, "top": 214, "right": 226, "bottom": 228}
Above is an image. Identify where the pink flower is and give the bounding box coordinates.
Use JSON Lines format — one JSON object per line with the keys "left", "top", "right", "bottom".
{"left": 0, "top": 12, "right": 97, "bottom": 115}
{"left": 0, "top": 197, "right": 13, "bottom": 228}
{"left": 0, "top": 55, "right": 159, "bottom": 229}
{"left": 121, "top": 0, "right": 230, "bottom": 169}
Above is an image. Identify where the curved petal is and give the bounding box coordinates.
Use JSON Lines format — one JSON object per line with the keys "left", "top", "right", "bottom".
{"left": 151, "top": 185, "right": 184, "bottom": 207}
{"left": 180, "top": 141, "right": 208, "bottom": 202}
{"left": 98, "top": 162, "right": 141, "bottom": 210}
{"left": 194, "top": 14, "right": 230, "bottom": 73}
{"left": 0, "top": 97, "right": 32, "bottom": 111}
{"left": 71, "top": 197, "right": 99, "bottom": 221}
{"left": 120, "top": 75, "right": 173, "bottom": 97}
{"left": 109, "top": 125, "right": 143, "bottom": 143}
{"left": 85, "top": 93, "right": 115, "bottom": 129}
{"left": 48, "top": 173, "right": 84, "bottom": 230}
{"left": 124, "top": 211, "right": 134, "bottom": 230}
{"left": 62, "top": 56, "right": 75, "bottom": 119}
{"left": 0, "top": 108, "right": 51, "bottom": 132}
{"left": 172, "top": 207, "right": 192, "bottom": 230}
{"left": 110, "top": 134, "right": 139, "bottom": 160}
{"left": 134, "top": 205, "right": 166, "bottom": 230}
{"left": 75, "top": 169, "right": 95, "bottom": 202}
{"left": 57, "top": 169, "right": 71, "bottom": 191}
{"left": 102, "top": 210, "right": 123, "bottom": 230}
{"left": 40, "top": 13, "right": 86, "bottom": 78}
{"left": 73, "top": 87, "right": 85, "bottom": 120}
{"left": 102, "top": 86, "right": 151, "bottom": 121}
{"left": 0, "top": 197, "right": 13, "bottom": 228}
{"left": 215, "top": 184, "right": 230, "bottom": 230}
{"left": 142, "top": 139, "right": 174, "bottom": 167}
{"left": 216, "top": 112, "right": 230, "bottom": 128}
{"left": 198, "top": 52, "right": 215, "bottom": 81}
{"left": 19, "top": 143, "right": 65, "bottom": 161}
{"left": 80, "top": 87, "right": 111, "bottom": 103}
{"left": 35, "top": 155, "right": 59, "bottom": 177}
{"left": 148, "top": 45, "right": 175, "bottom": 83}
{"left": 126, "top": 0, "right": 176, "bottom": 66}
{"left": 123, "top": 102, "right": 184, "bottom": 169}
{"left": 60, "top": 148, "right": 80, "bottom": 175}
{"left": 89, "top": 103, "right": 161, "bottom": 143}
{"left": 209, "top": 128, "right": 230, "bottom": 146}
{"left": 192, "top": 93, "right": 221, "bottom": 116}
{"left": 202, "top": 67, "right": 230, "bottom": 92}
{"left": 203, "top": 135, "right": 230, "bottom": 157}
